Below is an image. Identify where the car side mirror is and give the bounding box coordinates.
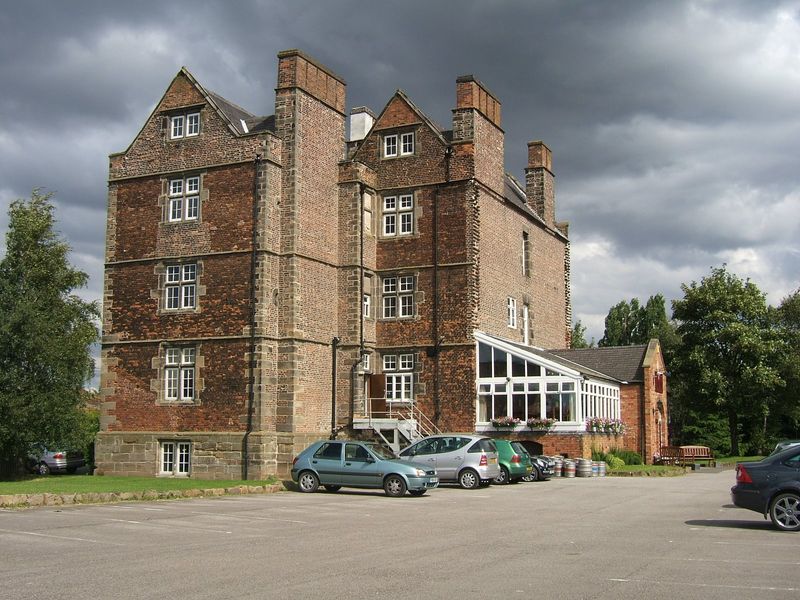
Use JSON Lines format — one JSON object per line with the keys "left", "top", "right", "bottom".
{"left": 365, "top": 455, "right": 375, "bottom": 463}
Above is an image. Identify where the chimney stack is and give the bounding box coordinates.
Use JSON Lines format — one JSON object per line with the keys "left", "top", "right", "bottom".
{"left": 526, "top": 141, "right": 555, "bottom": 225}
{"left": 348, "top": 106, "right": 375, "bottom": 142}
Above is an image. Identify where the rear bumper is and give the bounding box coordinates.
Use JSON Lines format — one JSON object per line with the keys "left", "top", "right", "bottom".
{"left": 731, "top": 485, "right": 766, "bottom": 515}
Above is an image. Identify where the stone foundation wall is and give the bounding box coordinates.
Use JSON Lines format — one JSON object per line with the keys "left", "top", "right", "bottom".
{"left": 95, "top": 430, "right": 331, "bottom": 480}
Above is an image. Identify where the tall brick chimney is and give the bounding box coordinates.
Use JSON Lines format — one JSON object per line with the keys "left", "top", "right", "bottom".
{"left": 526, "top": 141, "right": 555, "bottom": 225}
{"left": 452, "top": 75, "right": 504, "bottom": 193}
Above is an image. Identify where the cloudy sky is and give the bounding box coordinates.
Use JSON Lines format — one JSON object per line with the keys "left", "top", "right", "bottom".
{"left": 1, "top": 0, "right": 799, "bottom": 352}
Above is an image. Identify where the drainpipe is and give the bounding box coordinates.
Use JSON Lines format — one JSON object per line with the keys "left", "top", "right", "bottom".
{"left": 330, "top": 337, "right": 340, "bottom": 439}
{"left": 355, "top": 183, "right": 366, "bottom": 427}
{"left": 243, "top": 153, "right": 261, "bottom": 480}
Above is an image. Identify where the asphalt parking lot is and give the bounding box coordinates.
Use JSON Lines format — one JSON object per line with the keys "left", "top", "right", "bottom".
{"left": 1, "top": 469, "right": 797, "bottom": 600}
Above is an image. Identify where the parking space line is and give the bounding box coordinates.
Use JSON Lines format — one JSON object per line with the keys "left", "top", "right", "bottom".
{"left": 609, "top": 578, "right": 799, "bottom": 592}
{"left": 0, "top": 527, "right": 123, "bottom": 545}
{"left": 185, "top": 510, "right": 307, "bottom": 524}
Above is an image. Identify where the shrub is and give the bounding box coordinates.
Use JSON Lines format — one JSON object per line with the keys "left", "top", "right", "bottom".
{"left": 607, "top": 456, "right": 625, "bottom": 469}
{"left": 612, "top": 449, "right": 643, "bottom": 465}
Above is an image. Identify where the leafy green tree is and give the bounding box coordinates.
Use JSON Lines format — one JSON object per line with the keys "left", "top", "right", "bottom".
{"left": 570, "top": 320, "right": 593, "bottom": 348}
{"left": 769, "top": 289, "right": 800, "bottom": 441}
{"left": 671, "top": 266, "right": 782, "bottom": 455}
{"left": 0, "top": 191, "right": 99, "bottom": 476}
{"left": 599, "top": 294, "right": 677, "bottom": 349}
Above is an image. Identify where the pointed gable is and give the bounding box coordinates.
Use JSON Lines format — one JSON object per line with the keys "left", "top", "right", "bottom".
{"left": 109, "top": 67, "right": 275, "bottom": 181}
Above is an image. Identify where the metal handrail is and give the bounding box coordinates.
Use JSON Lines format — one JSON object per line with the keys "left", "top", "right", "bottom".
{"left": 360, "top": 397, "right": 441, "bottom": 441}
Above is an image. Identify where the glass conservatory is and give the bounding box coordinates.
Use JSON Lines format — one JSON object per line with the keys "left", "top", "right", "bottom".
{"left": 475, "top": 332, "right": 621, "bottom": 432}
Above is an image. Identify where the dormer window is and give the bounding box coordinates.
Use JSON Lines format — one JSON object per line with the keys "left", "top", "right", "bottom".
{"left": 400, "top": 132, "right": 414, "bottom": 155}
{"left": 382, "top": 131, "right": 415, "bottom": 158}
{"left": 384, "top": 135, "right": 398, "bottom": 157}
{"left": 170, "top": 112, "right": 200, "bottom": 139}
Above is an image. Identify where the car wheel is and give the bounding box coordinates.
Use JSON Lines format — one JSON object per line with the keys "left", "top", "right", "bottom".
{"left": 297, "top": 470, "right": 319, "bottom": 493}
{"left": 494, "top": 466, "right": 510, "bottom": 485}
{"left": 408, "top": 489, "right": 427, "bottom": 497}
{"left": 769, "top": 492, "right": 800, "bottom": 532}
{"left": 384, "top": 475, "right": 407, "bottom": 497}
{"left": 459, "top": 468, "right": 481, "bottom": 489}
{"left": 529, "top": 466, "right": 541, "bottom": 482}
{"left": 323, "top": 485, "right": 341, "bottom": 492}
{"left": 36, "top": 462, "right": 51, "bottom": 476}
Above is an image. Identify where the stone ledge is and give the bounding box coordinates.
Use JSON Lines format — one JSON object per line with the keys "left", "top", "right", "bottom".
{"left": 0, "top": 482, "right": 287, "bottom": 509}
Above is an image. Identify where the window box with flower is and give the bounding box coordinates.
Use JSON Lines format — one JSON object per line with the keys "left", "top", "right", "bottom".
{"left": 526, "top": 417, "right": 556, "bottom": 431}
{"left": 586, "top": 417, "right": 626, "bottom": 435}
{"left": 491, "top": 416, "right": 521, "bottom": 429}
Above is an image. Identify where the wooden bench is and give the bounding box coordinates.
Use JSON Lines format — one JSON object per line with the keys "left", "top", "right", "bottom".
{"left": 658, "top": 445, "right": 715, "bottom": 467}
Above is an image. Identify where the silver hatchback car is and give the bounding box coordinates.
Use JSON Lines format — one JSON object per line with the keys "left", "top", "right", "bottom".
{"left": 398, "top": 434, "right": 500, "bottom": 489}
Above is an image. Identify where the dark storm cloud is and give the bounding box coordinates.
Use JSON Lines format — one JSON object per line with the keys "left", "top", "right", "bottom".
{"left": 1, "top": 0, "right": 799, "bottom": 347}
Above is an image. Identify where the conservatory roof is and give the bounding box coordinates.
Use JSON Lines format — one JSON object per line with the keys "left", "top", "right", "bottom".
{"left": 475, "top": 331, "right": 621, "bottom": 384}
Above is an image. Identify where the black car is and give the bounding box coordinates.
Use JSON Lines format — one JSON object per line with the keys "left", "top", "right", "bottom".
{"left": 731, "top": 446, "right": 800, "bottom": 531}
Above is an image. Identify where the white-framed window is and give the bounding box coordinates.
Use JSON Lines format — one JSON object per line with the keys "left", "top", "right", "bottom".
{"left": 160, "top": 441, "right": 191, "bottom": 476}
{"left": 361, "top": 352, "right": 371, "bottom": 372}
{"left": 363, "top": 293, "right": 371, "bottom": 318}
{"left": 382, "top": 275, "right": 414, "bottom": 319}
{"left": 168, "top": 175, "right": 200, "bottom": 222}
{"left": 186, "top": 113, "right": 200, "bottom": 136}
{"left": 164, "top": 347, "right": 196, "bottom": 401}
{"left": 170, "top": 112, "right": 200, "bottom": 139}
{"left": 384, "top": 353, "right": 414, "bottom": 401}
{"left": 165, "top": 264, "right": 197, "bottom": 310}
{"left": 507, "top": 297, "right": 517, "bottom": 328}
{"left": 382, "top": 194, "right": 414, "bottom": 236}
{"left": 400, "top": 132, "right": 414, "bottom": 155}
{"left": 522, "top": 231, "right": 531, "bottom": 277}
{"left": 384, "top": 134, "right": 398, "bottom": 157}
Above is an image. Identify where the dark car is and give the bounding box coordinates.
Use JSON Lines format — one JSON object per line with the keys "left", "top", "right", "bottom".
{"left": 731, "top": 445, "right": 800, "bottom": 531}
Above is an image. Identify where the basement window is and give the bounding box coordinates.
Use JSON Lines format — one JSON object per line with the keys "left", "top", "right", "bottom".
{"left": 160, "top": 441, "right": 191, "bottom": 476}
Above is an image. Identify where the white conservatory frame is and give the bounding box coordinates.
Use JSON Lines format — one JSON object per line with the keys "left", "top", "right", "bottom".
{"left": 474, "top": 331, "right": 621, "bottom": 433}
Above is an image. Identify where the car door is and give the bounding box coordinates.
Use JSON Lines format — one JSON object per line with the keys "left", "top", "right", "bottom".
{"left": 311, "top": 442, "right": 343, "bottom": 484}
{"left": 341, "top": 443, "right": 382, "bottom": 488}
{"left": 433, "top": 436, "right": 467, "bottom": 481}
{"left": 399, "top": 438, "right": 439, "bottom": 472}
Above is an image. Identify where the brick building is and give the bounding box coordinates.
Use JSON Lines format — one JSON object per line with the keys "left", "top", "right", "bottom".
{"left": 97, "top": 50, "right": 666, "bottom": 478}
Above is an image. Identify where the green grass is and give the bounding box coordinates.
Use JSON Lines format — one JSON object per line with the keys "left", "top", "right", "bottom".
{"left": 0, "top": 475, "right": 279, "bottom": 495}
{"left": 608, "top": 464, "right": 686, "bottom": 476}
{"left": 716, "top": 455, "right": 764, "bottom": 465}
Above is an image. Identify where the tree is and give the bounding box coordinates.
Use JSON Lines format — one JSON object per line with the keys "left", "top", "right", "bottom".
{"left": 599, "top": 294, "right": 677, "bottom": 349}
{"left": 671, "top": 266, "right": 782, "bottom": 455}
{"left": 0, "top": 191, "right": 99, "bottom": 476}
{"left": 769, "top": 289, "right": 800, "bottom": 441}
{"left": 570, "top": 320, "right": 593, "bottom": 348}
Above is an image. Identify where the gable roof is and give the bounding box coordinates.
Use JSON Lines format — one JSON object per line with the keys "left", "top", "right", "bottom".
{"left": 351, "top": 89, "right": 448, "bottom": 157}
{"left": 549, "top": 345, "right": 649, "bottom": 383}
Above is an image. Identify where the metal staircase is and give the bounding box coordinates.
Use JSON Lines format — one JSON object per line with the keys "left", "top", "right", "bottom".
{"left": 353, "top": 399, "right": 441, "bottom": 453}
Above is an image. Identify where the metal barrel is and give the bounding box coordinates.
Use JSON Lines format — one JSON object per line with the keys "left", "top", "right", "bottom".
{"left": 591, "top": 461, "right": 599, "bottom": 477}
{"left": 576, "top": 458, "right": 592, "bottom": 478}
{"left": 553, "top": 458, "right": 563, "bottom": 477}
{"left": 564, "top": 460, "right": 576, "bottom": 478}
{"left": 598, "top": 461, "right": 607, "bottom": 477}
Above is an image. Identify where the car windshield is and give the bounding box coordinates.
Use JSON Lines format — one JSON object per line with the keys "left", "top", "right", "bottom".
{"left": 365, "top": 443, "right": 396, "bottom": 460}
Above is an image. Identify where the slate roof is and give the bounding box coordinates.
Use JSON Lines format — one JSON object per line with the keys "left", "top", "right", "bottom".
{"left": 207, "top": 90, "right": 274, "bottom": 135}
{"left": 549, "top": 345, "right": 649, "bottom": 383}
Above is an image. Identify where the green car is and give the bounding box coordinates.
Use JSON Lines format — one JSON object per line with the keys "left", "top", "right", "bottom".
{"left": 291, "top": 440, "right": 439, "bottom": 497}
{"left": 492, "top": 439, "right": 533, "bottom": 484}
